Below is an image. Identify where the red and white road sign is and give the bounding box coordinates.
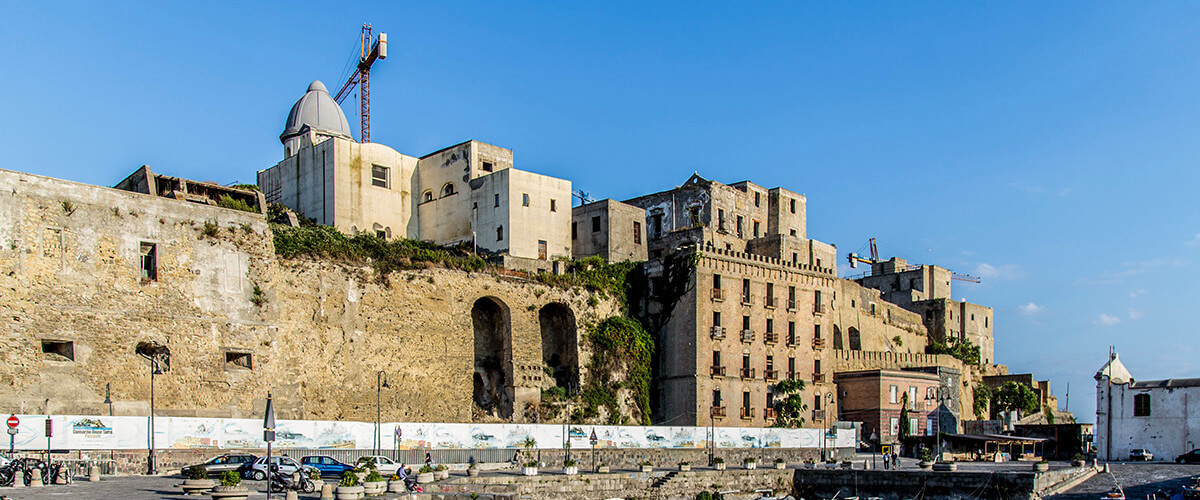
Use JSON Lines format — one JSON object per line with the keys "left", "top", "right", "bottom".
{"left": 6, "top": 415, "right": 18, "bottom": 428}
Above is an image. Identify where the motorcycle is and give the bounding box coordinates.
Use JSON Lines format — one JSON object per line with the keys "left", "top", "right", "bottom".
{"left": 48, "top": 462, "right": 72, "bottom": 484}
{"left": 0, "top": 459, "right": 25, "bottom": 487}
{"left": 268, "top": 469, "right": 315, "bottom": 493}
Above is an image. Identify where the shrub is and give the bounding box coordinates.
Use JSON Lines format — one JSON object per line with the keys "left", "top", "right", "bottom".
{"left": 307, "top": 468, "right": 320, "bottom": 480}
{"left": 201, "top": 220, "right": 220, "bottom": 238}
{"left": 744, "top": 457, "right": 756, "bottom": 463}
{"left": 918, "top": 447, "right": 933, "bottom": 462}
{"left": 434, "top": 464, "right": 447, "bottom": 471}
{"left": 219, "top": 470, "right": 241, "bottom": 487}
{"left": 521, "top": 461, "right": 537, "bottom": 468}
{"left": 339, "top": 470, "right": 359, "bottom": 487}
{"left": 696, "top": 492, "right": 714, "bottom": 500}
{"left": 563, "top": 458, "right": 577, "bottom": 467}
{"left": 712, "top": 457, "right": 724, "bottom": 464}
{"left": 216, "top": 194, "right": 257, "bottom": 213}
{"left": 184, "top": 464, "right": 207, "bottom": 480}
{"left": 419, "top": 465, "right": 434, "bottom": 474}
{"left": 364, "top": 470, "right": 383, "bottom": 483}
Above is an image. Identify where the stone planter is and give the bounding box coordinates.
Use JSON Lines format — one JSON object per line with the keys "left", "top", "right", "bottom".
{"left": 804, "top": 463, "right": 816, "bottom": 469}
{"left": 841, "top": 461, "right": 853, "bottom": 470}
{"left": 563, "top": 466, "right": 578, "bottom": 475}
{"left": 714, "top": 462, "right": 726, "bottom": 471}
{"left": 417, "top": 472, "right": 435, "bottom": 483}
{"left": 467, "top": 467, "right": 480, "bottom": 477}
{"left": 88, "top": 463, "right": 101, "bottom": 482}
{"left": 522, "top": 466, "right": 538, "bottom": 476}
{"left": 362, "top": 480, "right": 386, "bottom": 495}
{"left": 311, "top": 479, "right": 324, "bottom": 491}
{"left": 434, "top": 469, "right": 449, "bottom": 480}
{"left": 774, "top": 461, "right": 786, "bottom": 470}
{"left": 1033, "top": 462, "right": 1049, "bottom": 472}
{"left": 209, "top": 485, "right": 251, "bottom": 500}
{"left": 334, "top": 485, "right": 365, "bottom": 500}
{"left": 918, "top": 460, "right": 933, "bottom": 470}
{"left": 933, "top": 462, "right": 957, "bottom": 472}
{"left": 387, "top": 480, "right": 406, "bottom": 493}
{"left": 640, "top": 465, "right": 653, "bottom": 472}
{"left": 180, "top": 478, "right": 216, "bottom": 496}
{"left": 596, "top": 465, "right": 610, "bottom": 473}
{"left": 678, "top": 464, "right": 691, "bottom": 472}
{"left": 743, "top": 461, "right": 757, "bottom": 470}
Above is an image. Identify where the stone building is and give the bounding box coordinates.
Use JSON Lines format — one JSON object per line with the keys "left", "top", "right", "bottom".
{"left": 1095, "top": 352, "right": 1200, "bottom": 462}
{"left": 258, "top": 81, "right": 572, "bottom": 264}
{"left": 835, "top": 369, "right": 946, "bottom": 445}
{"left": 571, "top": 199, "right": 648, "bottom": 262}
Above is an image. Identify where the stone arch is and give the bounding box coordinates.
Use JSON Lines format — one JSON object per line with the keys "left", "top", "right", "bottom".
{"left": 538, "top": 303, "right": 578, "bottom": 393}
{"left": 848, "top": 327, "right": 862, "bottom": 351}
{"left": 422, "top": 190, "right": 434, "bottom": 203}
{"left": 833, "top": 325, "right": 844, "bottom": 350}
{"left": 442, "top": 183, "right": 456, "bottom": 197}
{"left": 472, "top": 296, "right": 513, "bottom": 418}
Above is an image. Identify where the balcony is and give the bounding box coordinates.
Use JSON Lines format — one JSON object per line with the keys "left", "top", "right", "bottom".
{"left": 764, "top": 408, "right": 778, "bottom": 420}
{"left": 812, "top": 337, "right": 826, "bottom": 349}
{"left": 786, "top": 371, "right": 796, "bottom": 381}
{"left": 740, "top": 368, "right": 756, "bottom": 380}
{"left": 787, "top": 299, "right": 796, "bottom": 311}
{"left": 812, "top": 372, "right": 825, "bottom": 384}
{"left": 740, "top": 407, "right": 756, "bottom": 419}
{"left": 786, "top": 335, "right": 797, "bottom": 347}
{"left": 811, "top": 409, "right": 826, "bottom": 422}
{"left": 710, "top": 365, "right": 726, "bottom": 377}
{"left": 740, "top": 329, "right": 755, "bottom": 343}
{"left": 741, "top": 294, "right": 753, "bottom": 306}
{"left": 711, "top": 406, "right": 727, "bottom": 418}
{"left": 813, "top": 303, "right": 827, "bottom": 315}
{"left": 764, "top": 332, "right": 779, "bottom": 344}
{"left": 711, "top": 288, "right": 725, "bottom": 301}
{"left": 764, "top": 369, "right": 779, "bottom": 381}
{"left": 765, "top": 297, "right": 776, "bottom": 309}
{"left": 710, "top": 326, "right": 726, "bottom": 340}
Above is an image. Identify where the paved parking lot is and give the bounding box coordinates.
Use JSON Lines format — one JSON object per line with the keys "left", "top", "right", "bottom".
{"left": 1049, "top": 462, "right": 1200, "bottom": 499}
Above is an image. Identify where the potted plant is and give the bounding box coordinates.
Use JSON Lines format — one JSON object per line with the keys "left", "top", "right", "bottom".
{"left": 918, "top": 448, "right": 934, "bottom": 469}
{"left": 433, "top": 464, "right": 450, "bottom": 480}
{"left": 743, "top": 457, "right": 757, "bottom": 470}
{"left": 596, "top": 463, "right": 610, "bottom": 474}
{"left": 1071, "top": 454, "right": 1086, "bottom": 467}
{"left": 678, "top": 461, "right": 691, "bottom": 472}
{"left": 774, "top": 458, "right": 786, "bottom": 470}
{"left": 208, "top": 471, "right": 249, "bottom": 500}
{"left": 467, "top": 461, "right": 480, "bottom": 477}
{"left": 354, "top": 457, "right": 375, "bottom": 481}
{"left": 840, "top": 459, "right": 853, "bottom": 470}
{"left": 417, "top": 465, "right": 436, "bottom": 483}
{"left": 824, "top": 459, "right": 838, "bottom": 469}
{"left": 180, "top": 465, "right": 215, "bottom": 495}
{"left": 307, "top": 468, "right": 325, "bottom": 492}
{"left": 335, "top": 470, "right": 364, "bottom": 500}
{"left": 713, "top": 457, "right": 726, "bottom": 471}
{"left": 803, "top": 458, "right": 816, "bottom": 469}
{"left": 387, "top": 474, "right": 405, "bottom": 493}
{"left": 640, "top": 460, "right": 653, "bottom": 473}
{"left": 361, "top": 469, "right": 386, "bottom": 495}
{"left": 522, "top": 460, "right": 539, "bottom": 476}
{"left": 563, "top": 458, "right": 579, "bottom": 475}
{"left": 1033, "top": 459, "right": 1049, "bottom": 472}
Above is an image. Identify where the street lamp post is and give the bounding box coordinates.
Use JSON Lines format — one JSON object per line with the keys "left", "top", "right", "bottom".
{"left": 375, "top": 371, "right": 389, "bottom": 456}
{"left": 869, "top": 431, "right": 878, "bottom": 470}
{"left": 820, "top": 392, "right": 835, "bottom": 461}
{"left": 925, "top": 384, "right": 951, "bottom": 461}
{"left": 137, "top": 354, "right": 163, "bottom": 475}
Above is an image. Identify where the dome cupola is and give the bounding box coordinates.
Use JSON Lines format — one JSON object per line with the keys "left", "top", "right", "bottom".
{"left": 280, "top": 81, "right": 353, "bottom": 155}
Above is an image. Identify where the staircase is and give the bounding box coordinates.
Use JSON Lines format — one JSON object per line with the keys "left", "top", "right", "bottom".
{"left": 647, "top": 471, "right": 679, "bottom": 499}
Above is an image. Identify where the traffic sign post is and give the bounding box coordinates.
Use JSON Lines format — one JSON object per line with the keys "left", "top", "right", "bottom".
{"left": 589, "top": 429, "right": 598, "bottom": 472}
{"left": 6, "top": 415, "right": 17, "bottom": 459}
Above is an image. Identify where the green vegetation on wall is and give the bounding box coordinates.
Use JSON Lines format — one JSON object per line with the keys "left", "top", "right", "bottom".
{"left": 770, "top": 379, "right": 809, "bottom": 428}
{"left": 534, "top": 257, "right": 641, "bottom": 309}
{"left": 926, "top": 336, "right": 981, "bottom": 365}
{"left": 584, "top": 316, "right": 654, "bottom": 425}
{"left": 271, "top": 224, "right": 485, "bottom": 283}
{"left": 972, "top": 384, "right": 992, "bottom": 419}
{"left": 216, "top": 194, "right": 258, "bottom": 213}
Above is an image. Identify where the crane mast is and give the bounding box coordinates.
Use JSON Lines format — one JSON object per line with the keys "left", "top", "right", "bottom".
{"left": 334, "top": 24, "right": 387, "bottom": 143}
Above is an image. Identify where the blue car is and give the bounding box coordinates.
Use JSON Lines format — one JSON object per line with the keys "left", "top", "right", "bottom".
{"left": 299, "top": 455, "right": 355, "bottom": 477}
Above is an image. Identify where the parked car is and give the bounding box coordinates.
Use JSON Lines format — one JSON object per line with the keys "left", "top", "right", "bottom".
{"left": 184, "top": 454, "right": 257, "bottom": 476}
{"left": 299, "top": 455, "right": 355, "bottom": 477}
{"left": 1176, "top": 449, "right": 1200, "bottom": 464}
{"left": 239, "top": 456, "right": 316, "bottom": 481}
{"left": 355, "top": 455, "right": 402, "bottom": 475}
{"left": 1129, "top": 449, "right": 1153, "bottom": 462}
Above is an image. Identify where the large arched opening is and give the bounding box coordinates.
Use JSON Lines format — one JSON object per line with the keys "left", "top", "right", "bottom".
{"left": 848, "top": 327, "right": 862, "bottom": 351}
{"left": 539, "top": 303, "right": 579, "bottom": 393}
{"left": 472, "top": 297, "right": 513, "bottom": 418}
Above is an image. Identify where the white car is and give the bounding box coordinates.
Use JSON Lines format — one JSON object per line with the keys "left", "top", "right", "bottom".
{"left": 241, "top": 456, "right": 316, "bottom": 481}
{"left": 355, "top": 455, "right": 402, "bottom": 475}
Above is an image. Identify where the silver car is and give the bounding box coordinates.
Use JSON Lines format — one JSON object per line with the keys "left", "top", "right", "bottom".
{"left": 241, "top": 456, "right": 316, "bottom": 481}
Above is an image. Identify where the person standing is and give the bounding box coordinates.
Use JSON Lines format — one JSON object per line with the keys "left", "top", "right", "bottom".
{"left": 883, "top": 452, "right": 891, "bottom": 470}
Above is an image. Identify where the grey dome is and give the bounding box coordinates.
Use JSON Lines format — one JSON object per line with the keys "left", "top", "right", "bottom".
{"left": 280, "top": 80, "right": 353, "bottom": 143}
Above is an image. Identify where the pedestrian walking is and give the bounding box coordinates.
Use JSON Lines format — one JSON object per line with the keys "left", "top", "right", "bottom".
{"left": 883, "top": 453, "right": 891, "bottom": 470}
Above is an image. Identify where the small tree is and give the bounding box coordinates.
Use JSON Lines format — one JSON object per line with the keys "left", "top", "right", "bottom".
{"left": 770, "top": 379, "right": 809, "bottom": 428}
{"left": 899, "top": 392, "right": 911, "bottom": 441}
{"left": 992, "top": 381, "right": 1038, "bottom": 416}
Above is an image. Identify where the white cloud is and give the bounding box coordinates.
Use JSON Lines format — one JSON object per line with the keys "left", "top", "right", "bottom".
{"left": 1187, "top": 233, "right": 1200, "bottom": 247}
{"left": 1094, "top": 314, "right": 1122, "bottom": 326}
{"left": 1017, "top": 302, "right": 1044, "bottom": 316}
{"left": 1127, "top": 309, "right": 1145, "bottom": 320}
{"left": 974, "top": 263, "right": 1026, "bottom": 281}
{"left": 1129, "top": 289, "right": 1147, "bottom": 298}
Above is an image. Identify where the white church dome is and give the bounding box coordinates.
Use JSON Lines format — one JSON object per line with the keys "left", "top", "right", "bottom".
{"left": 280, "top": 81, "right": 353, "bottom": 144}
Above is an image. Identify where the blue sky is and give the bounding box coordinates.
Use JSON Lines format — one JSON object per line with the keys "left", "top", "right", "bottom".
{"left": 4, "top": 1, "right": 1199, "bottom": 421}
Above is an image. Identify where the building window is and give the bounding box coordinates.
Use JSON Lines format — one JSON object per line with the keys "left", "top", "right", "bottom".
{"left": 550, "top": 199, "right": 557, "bottom": 212}
{"left": 136, "top": 342, "right": 170, "bottom": 370}
{"left": 788, "top": 357, "right": 795, "bottom": 376}
{"left": 482, "top": 161, "right": 494, "bottom": 172}
{"left": 814, "top": 359, "right": 821, "bottom": 374}
{"left": 718, "top": 209, "right": 726, "bottom": 231}
{"left": 985, "top": 317, "right": 989, "bottom": 328}
{"left": 790, "top": 198, "right": 796, "bottom": 213}
{"left": 423, "top": 191, "right": 434, "bottom": 203}
{"left": 791, "top": 252, "right": 798, "bottom": 264}
{"left": 140, "top": 242, "right": 157, "bottom": 281}
{"left": 790, "top": 229, "right": 797, "bottom": 237}
{"left": 376, "top": 230, "right": 386, "bottom": 239}
{"left": 633, "top": 221, "right": 642, "bottom": 244}
{"left": 371, "top": 165, "right": 389, "bottom": 188}
{"left": 909, "top": 386, "right": 918, "bottom": 406}
{"left": 788, "top": 321, "right": 796, "bottom": 344}
{"left": 713, "top": 350, "right": 721, "bottom": 367}
{"left": 714, "top": 274, "right": 722, "bottom": 290}
{"left": 754, "top": 192, "right": 761, "bottom": 207}
{"left": 572, "top": 222, "right": 577, "bottom": 240}
{"left": 650, "top": 214, "right": 663, "bottom": 239}
{"left": 742, "top": 353, "right": 750, "bottom": 371}
{"left": 753, "top": 220, "right": 760, "bottom": 238}
{"left": 496, "top": 226, "right": 504, "bottom": 241}
{"left": 713, "top": 390, "right": 722, "bottom": 407}
{"left": 890, "top": 385, "right": 898, "bottom": 404}
{"left": 1133, "top": 394, "right": 1151, "bottom": 417}
{"left": 494, "top": 194, "right": 500, "bottom": 207}
{"left": 742, "top": 279, "right": 751, "bottom": 303}
{"left": 814, "top": 393, "right": 822, "bottom": 410}
{"left": 742, "top": 315, "right": 750, "bottom": 331}
{"left": 538, "top": 240, "right": 547, "bottom": 259}
{"left": 522, "top": 193, "right": 530, "bottom": 206}
{"left": 713, "top": 311, "right": 721, "bottom": 326}
{"left": 736, "top": 216, "right": 743, "bottom": 238}
{"left": 813, "top": 324, "right": 820, "bottom": 340}
{"left": 766, "top": 282, "right": 774, "bottom": 306}
{"left": 766, "top": 318, "right": 773, "bottom": 333}
{"left": 592, "top": 216, "right": 601, "bottom": 232}
{"left": 743, "top": 391, "right": 751, "bottom": 410}
{"left": 225, "top": 352, "right": 253, "bottom": 370}
{"left": 442, "top": 183, "right": 456, "bottom": 197}
{"left": 41, "top": 340, "right": 74, "bottom": 361}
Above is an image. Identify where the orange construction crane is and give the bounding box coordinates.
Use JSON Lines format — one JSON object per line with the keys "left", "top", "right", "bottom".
{"left": 334, "top": 24, "right": 387, "bottom": 143}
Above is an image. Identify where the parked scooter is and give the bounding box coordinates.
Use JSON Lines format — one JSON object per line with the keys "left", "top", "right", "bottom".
{"left": 268, "top": 469, "right": 315, "bottom": 493}
{"left": 0, "top": 459, "right": 25, "bottom": 487}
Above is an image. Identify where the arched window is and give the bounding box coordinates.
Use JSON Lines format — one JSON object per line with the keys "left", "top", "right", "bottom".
{"left": 1133, "top": 393, "right": 1151, "bottom": 417}
{"left": 422, "top": 191, "right": 434, "bottom": 203}
{"left": 848, "top": 327, "right": 862, "bottom": 351}
{"left": 442, "top": 183, "right": 456, "bottom": 197}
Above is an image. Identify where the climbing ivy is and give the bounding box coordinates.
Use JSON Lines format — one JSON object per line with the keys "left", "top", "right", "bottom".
{"left": 586, "top": 316, "right": 654, "bottom": 425}
{"left": 973, "top": 384, "right": 992, "bottom": 419}
{"left": 926, "top": 336, "right": 982, "bottom": 365}
{"left": 271, "top": 224, "right": 486, "bottom": 282}
{"left": 534, "top": 257, "right": 642, "bottom": 309}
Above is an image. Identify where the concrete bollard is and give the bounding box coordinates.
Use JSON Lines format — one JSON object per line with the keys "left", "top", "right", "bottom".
{"left": 88, "top": 463, "right": 101, "bottom": 482}
{"left": 285, "top": 490, "right": 298, "bottom": 500}
{"left": 319, "top": 483, "right": 334, "bottom": 500}
{"left": 29, "top": 467, "right": 43, "bottom": 487}
{"left": 10, "top": 470, "right": 22, "bottom": 488}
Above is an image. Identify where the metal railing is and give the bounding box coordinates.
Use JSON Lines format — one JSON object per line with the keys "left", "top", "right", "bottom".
{"left": 710, "top": 365, "right": 726, "bottom": 377}
{"left": 740, "top": 407, "right": 755, "bottom": 419}
{"left": 740, "top": 368, "right": 756, "bottom": 380}
{"left": 741, "top": 295, "right": 752, "bottom": 305}
{"left": 764, "top": 369, "right": 778, "bottom": 381}
{"left": 712, "top": 288, "right": 724, "bottom": 300}
{"left": 812, "top": 372, "right": 825, "bottom": 384}
{"left": 710, "top": 326, "right": 726, "bottom": 340}
{"left": 813, "top": 303, "right": 827, "bottom": 314}
{"left": 740, "top": 329, "right": 755, "bottom": 343}
{"left": 711, "top": 406, "right": 727, "bottom": 418}
{"left": 811, "top": 410, "right": 826, "bottom": 422}
{"left": 764, "top": 332, "right": 778, "bottom": 344}
{"left": 763, "top": 408, "right": 778, "bottom": 420}
{"left": 812, "top": 337, "right": 826, "bottom": 349}
{"left": 787, "top": 299, "right": 796, "bottom": 311}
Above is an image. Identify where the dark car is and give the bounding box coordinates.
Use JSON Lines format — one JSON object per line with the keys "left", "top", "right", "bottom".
{"left": 1130, "top": 449, "right": 1154, "bottom": 462}
{"left": 300, "top": 455, "right": 355, "bottom": 477}
{"left": 1176, "top": 449, "right": 1200, "bottom": 464}
{"left": 185, "top": 454, "right": 257, "bottom": 476}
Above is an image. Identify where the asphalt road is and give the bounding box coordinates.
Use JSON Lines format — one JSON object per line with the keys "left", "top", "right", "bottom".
{"left": 1049, "top": 462, "right": 1200, "bottom": 500}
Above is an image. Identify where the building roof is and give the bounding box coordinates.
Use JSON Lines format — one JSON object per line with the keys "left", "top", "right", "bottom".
{"left": 280, "top": 81, "right": 353, "bottom": 143}
{"left": 1129, "top": 378, "right": 1200, "bottom": 389}
{"left": 1095, "top": 352, "right": 1133, "bottom": 384}
{"left": 948, "top": 433, "right": 1047, "bottom": 443}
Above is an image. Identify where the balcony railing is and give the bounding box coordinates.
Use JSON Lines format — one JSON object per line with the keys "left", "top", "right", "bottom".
{"left": 812, "top": 372, "right": 825, "bottom": 384}
{"left": 740, "top": 368, "right": 756, "bottom": 380}
{"left": 813, "top": 303, "right": 827, "bottom": 315}
{"left": 764, "top": 408, "right": 778, "bottom": 420}
{"left": 764, "top": 332, "right": 779, "bottom": 344}
{"left": 764, "top": 369, "right": 779, "bottom": 381}
{"left": 710, "top": 365, "right": 726, "bottom": 377}
{"left": 812, "top": 337, "right": 826, "bottom": 349}
{"left": 712, "top": 288, "right": 725, "bottom": 301}
{"left": 812, "top": 409, "right": 826, "bottom": 421}
{"left": 741, "top": 294, "right": 753, "bottom": 305}
{"left": 765, "top": 296, "right": 776, "bottom": 308}
{"left": 741, "top": 407, "right": 755, "bottom": 419}
{"left": 710, "top": 326, "right": 726, "bottom": 340}
{"left": 711, "top": 406, "right": 727, "bottom": 418}
{"left": 740, "top": 329, "right": 755, "bottom": 343}
{"left": 786, "top": 335, "right": 797, "bottom": 347}
{"left": 787, "top": 299, "right": 796, "bottom": 311}
{"left": 786, "top": 371, "right": 796, "bottom": 381}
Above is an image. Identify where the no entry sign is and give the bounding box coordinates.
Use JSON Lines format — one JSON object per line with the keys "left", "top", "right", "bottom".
{"left": 6, "top": 415, "right": 17, "bottom": 428}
